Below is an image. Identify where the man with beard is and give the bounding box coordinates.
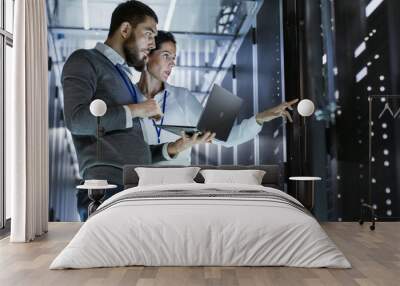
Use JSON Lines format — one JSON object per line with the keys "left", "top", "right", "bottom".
{"left": 62, "top": 0, "right": 214, "bottom": 221}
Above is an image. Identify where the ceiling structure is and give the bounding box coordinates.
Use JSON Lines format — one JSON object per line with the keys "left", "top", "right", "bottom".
{"left": 47, "top": 0, "right": 263, "bottom": 100}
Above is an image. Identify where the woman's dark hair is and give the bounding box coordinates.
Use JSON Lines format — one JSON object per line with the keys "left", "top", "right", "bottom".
{"left": 108, "top": 0, "right": 158, "bottom": 37}
{"left": 150, "top": 30, "right": 177, "bottom": 54}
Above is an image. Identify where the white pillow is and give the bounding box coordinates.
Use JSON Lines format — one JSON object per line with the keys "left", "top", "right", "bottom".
{"left": 200, "top": 169, "right": 266, "bottom": 185}
{"left": 135, "top": 167, "right": 201, "bottom": 186}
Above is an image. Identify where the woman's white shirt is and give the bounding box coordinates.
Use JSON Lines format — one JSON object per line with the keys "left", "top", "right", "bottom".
{"left": 135, "top": 83, "right": 262, "bottom": 165}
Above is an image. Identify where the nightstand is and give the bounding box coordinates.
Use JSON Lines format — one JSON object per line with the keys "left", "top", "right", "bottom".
{"left": 289, "top": 176, "right": 321, "bottom": 212}
{"left": 77, "top": 180, "right": 117, "bottom": 216}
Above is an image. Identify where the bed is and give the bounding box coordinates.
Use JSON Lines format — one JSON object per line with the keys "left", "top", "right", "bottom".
{"left": 50, "top": 165, "right": 351, "bottom": 269}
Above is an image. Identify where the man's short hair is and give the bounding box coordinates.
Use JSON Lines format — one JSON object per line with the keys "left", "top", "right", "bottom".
{"left": 150, "top": 30, "right": 176, "bottom": 54}
{"left": 108, "top": 0, "right": 158, "bottom": 37}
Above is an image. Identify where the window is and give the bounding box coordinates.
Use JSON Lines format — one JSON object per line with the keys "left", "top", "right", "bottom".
{"left": 5, "top": 0, "right": 13, "bottom": 33}
{"left": 5, "top": 44, "right": 11, "bottom": 220}
{"left": 1, "top": 0, "right": 14, "bottom": 232}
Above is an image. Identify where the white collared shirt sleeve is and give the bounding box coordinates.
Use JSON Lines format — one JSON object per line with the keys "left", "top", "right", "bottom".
{"left": 162, "top": 143, "right": 179, "bottom": 160}
{"left": 123, "top": 105, "right": 133, "bottom": 128}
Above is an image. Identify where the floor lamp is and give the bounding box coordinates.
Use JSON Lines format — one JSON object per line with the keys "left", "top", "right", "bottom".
{"left": 89, "top": 99, "right": 107, "bottom": 162}
{"left": 297, "top": 99, "right": 315, "bottom": 175}
{"left": 79, "top": 99, "right": 117, "bottom": 215}
{"left": 289, "top": 99, "right": 317, "bottom": 211}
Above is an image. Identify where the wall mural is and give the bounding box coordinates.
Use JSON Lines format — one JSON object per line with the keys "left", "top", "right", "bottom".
{"left": 47, "top": 0, "right": 285, "bottom": 222}
{"left": 47, "top": 0, "right": 400, "bottom": 223}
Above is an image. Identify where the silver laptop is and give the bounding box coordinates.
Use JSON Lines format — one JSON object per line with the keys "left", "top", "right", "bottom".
{"left": 155, "top": 84, "right": 243, "bottom": 141}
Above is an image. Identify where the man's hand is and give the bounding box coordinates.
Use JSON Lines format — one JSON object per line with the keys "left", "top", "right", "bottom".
{"left": 167, "top": 131, "right": 216, "bottom": 156}
{"left": 255, "top": 99, "right": 299, "bottom": 124}
{"left": 128, "top": 99, "right": 163, "bottom": 120}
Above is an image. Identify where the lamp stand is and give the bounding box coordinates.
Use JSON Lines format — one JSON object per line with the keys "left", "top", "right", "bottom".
{"left": 96, "top": 117, "right": 101, "bottom": 162}
{"left": 298, "top": 116, "right": 309, "bottom": 176}
{"left": 303, "top": 116, "right": 309, "bottom": 176}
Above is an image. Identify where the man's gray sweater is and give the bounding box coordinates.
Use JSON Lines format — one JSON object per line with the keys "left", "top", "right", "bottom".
{"left": 62, "top": 48, "right": 165, "bottom": 185}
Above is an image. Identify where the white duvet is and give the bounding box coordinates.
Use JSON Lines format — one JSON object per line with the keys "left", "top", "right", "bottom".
{"left": 50, "top": 183, "right": 351, "bottom": 269}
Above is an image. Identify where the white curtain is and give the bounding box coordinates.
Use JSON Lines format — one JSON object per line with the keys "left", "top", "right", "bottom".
{"left": 7, "top": 0, "right": 49, "bottom": 242}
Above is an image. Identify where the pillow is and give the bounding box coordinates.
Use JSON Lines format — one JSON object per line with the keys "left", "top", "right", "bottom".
{"left": 135, "top": 167, "right": 201, "bottom": 186}
{"left": 200, "top": 169, "right": 266, "bottom": 185}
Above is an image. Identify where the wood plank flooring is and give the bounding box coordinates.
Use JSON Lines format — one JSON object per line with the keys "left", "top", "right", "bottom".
{"left": 0, "top": 222, "right": 399, "bottom": 286}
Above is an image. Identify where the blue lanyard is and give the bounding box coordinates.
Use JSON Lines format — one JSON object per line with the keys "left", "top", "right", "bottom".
{"left": 152, "top": 90, "right": 168, "bottom": 144}
{"left": 114, "top": 64, "right": 138, "bottom": 103}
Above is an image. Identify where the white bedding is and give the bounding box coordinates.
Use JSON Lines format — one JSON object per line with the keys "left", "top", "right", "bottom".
{"left": 50, "top": 183, "right": 351, "bottom": 269}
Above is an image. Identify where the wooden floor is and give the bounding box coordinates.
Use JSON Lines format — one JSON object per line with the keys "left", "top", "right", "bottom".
{"left": 0, "top": 222, "right": 399, "bottom": 286}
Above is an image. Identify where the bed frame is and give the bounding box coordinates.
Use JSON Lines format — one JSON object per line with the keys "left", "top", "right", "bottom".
{"left": 123, "top": 165, "right": 284, "bottom": 190}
